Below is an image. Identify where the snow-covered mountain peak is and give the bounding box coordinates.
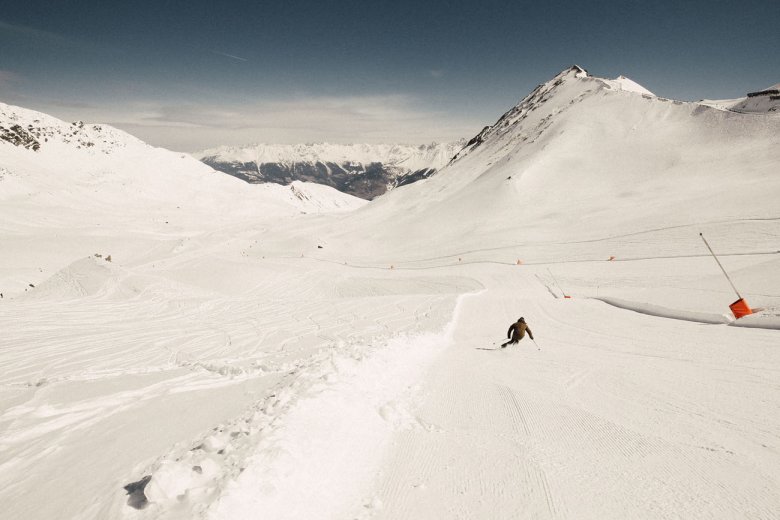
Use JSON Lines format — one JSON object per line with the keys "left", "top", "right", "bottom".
{"left": 341, "top": 65, "right": 779, "bottom": 269}
{"left": 451, "top": 65, "right": 600, "bottom": 161}
{"left": 451, "top": 67, "right": 664, "bottom": 164}
{"left": 554, "top": 64, "right": 589, "bottom": 81}
{"left": 196, "top": 141, "right": 467, "bottom": 199}
{"left": 606, "top": 75, "right": 655, "bottom": 96}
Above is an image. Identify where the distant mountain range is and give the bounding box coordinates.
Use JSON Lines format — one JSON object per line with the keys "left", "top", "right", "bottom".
{"left": 0, "top": 101, "right": 366, "bottom": 225}
{"left": 195, "top": 142, "right": 466, "bottom": 200}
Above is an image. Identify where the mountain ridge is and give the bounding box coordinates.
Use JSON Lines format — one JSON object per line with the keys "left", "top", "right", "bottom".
{"left": 196, "top": 141, "right": 466, "bottom": 200}
{"left": 315, "top": 65, "right": 780, "bottom": 260}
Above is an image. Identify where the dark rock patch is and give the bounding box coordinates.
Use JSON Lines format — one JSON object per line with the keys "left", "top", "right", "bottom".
{"left": 123, "top": 475, "right": 152, "bottom": 510}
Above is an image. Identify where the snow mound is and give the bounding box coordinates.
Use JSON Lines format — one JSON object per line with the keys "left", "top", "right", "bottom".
{"left": 286, "top": 181, "right": 368, "bottom": 213}
{"left": 18, "top": 256, "right": 118, "bottom": 300}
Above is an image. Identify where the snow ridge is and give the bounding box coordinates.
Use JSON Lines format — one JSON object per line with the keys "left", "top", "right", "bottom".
{"left": 0, "top": 102, "right": 140, "bottom": 155}
{"left": 0, "top": 100, "right": 365, "bottom": 239}
{"left": 452, "top": 65, "right": 665, "bottom": 163}
{"left": 451, "top": 65, "right": 593, "bottom": 160}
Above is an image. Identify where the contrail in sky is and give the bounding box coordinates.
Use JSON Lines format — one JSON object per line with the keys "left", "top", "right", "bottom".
{"left": 212, "top": 50, "right": 248, "bottom": 62}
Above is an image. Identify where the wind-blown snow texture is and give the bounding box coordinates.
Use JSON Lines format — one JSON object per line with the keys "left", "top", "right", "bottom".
{"left": 197, "top": 142, "right": 464, "bottom": 200}
{"left": 1, "top": 66, "right": 779, "bottom": 520}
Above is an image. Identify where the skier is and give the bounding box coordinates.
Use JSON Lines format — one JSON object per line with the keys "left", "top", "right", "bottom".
{"left": 501, "top": 317, "right": 533, "bottom": 348}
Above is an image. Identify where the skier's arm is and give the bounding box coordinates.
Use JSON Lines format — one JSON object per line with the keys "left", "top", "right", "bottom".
{"left": 507, "top": 325, "right": 513, "bottom": 339}
{"left": 527, "top": 327, "right": 534, "bottom": 340}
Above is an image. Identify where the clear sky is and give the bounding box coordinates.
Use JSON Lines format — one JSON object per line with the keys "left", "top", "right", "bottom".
{"left": 1, "top": 0, "right": 778, "bottom": 152}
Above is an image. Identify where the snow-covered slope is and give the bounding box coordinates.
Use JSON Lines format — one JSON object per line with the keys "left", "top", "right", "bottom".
{"left": 700, "top": 83, "right": 780, "bottom": 113}
{"left": 0, "top": 103, "right": 143, "bottom": 153}
{"left": 723, "top": 83, "right": 780, "bottom": 113}
{"left": 0, "top": 102, "right": 366, "bottom": 217}
{"left": 2, "top": 67, "right": 779, "bottom": 520}
{"left": 196, "top": 141, "right": 465, "bottom": 200}
{"left": 0, "top": 101, "right": 365, "bottom": 293}
{"left": 326, "top": 66, "right": 780, "bottom": 258}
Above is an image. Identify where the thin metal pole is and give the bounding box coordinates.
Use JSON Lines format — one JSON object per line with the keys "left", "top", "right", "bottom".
{"left": 547, "top": 268, "right": 566, "bottom": 297}
{"left": 699, "top": 233, "right": 742, "bottom": 299}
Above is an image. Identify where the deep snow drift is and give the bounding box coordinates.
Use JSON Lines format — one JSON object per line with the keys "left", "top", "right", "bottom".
{"left": 1, "top": 66, "right": 779, "bottom": 520}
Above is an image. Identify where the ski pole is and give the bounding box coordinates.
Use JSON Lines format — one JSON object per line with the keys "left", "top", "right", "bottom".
{"left": 531, "top": 338, "right": 540, "bottom": 351}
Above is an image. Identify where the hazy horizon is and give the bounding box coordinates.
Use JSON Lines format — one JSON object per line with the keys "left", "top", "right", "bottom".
{"left": 1, "top": 0, "right": 778, "bottom": 152}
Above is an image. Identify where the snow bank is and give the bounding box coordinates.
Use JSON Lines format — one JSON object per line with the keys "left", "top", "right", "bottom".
{"left": 730, "top": 308, "right": 780, "bottom": 330}
{"left": 121, "top": 292, "right": 473, "bottom": 519}
{"left": 207, "top": 293, "right": 470, "bottom": 519}
{"left": 594, "top": 296, "right": 731, "bottom": 324}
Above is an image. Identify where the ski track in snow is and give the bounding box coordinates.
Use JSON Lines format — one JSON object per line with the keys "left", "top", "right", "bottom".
{"left": 357, "top": 268, "right": 780, "bottom": 520}
{"left": 0, "top": 263, "right": 471, "bottom": 519}
{"left": 2, "top": 247, "right": 779, "bottom": 520}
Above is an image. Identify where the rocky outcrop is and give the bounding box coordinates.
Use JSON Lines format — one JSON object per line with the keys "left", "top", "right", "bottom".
{"left": 0, "top": 102, "right": 134, "bottom": 155}
{"left": 0, "top": 124, "right": 41, "bottom": 151}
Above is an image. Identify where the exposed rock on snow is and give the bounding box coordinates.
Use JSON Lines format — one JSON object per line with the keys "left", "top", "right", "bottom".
{"left": 0, "top": 102, "right": 138, "bottom": 154}
{"left": 451, "top": 65, "right": 592, "bottom": 161}
{"left": 0, "top": 124, "right": 41, "bottom": 151}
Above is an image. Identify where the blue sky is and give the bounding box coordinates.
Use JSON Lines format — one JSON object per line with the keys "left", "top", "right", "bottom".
{"left": 1, "top": 0, "right": 778, "bottom": 151}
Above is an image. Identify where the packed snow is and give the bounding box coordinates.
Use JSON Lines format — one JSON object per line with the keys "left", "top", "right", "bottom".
{"left": 1, "top": 66, "right": 779, "bottom": 520}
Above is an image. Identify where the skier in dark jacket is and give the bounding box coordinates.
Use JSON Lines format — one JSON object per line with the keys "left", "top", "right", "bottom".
{"left": 501, "top": 317, "right": 533, "bottom": 348}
